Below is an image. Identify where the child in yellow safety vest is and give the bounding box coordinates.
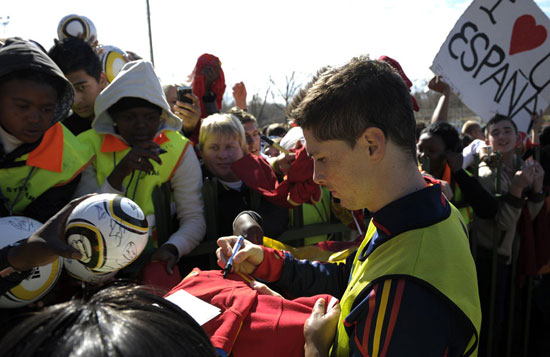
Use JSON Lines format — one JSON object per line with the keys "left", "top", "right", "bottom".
{"left": 75, "top": 60, "right": 205, "bottom": 285}
{"left": 0, "top": 38, "right": 93, "bottom": 223}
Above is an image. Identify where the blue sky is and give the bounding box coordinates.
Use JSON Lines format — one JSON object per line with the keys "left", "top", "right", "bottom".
{"left": 2, "top": 0, "right": 550, "bottom": 103}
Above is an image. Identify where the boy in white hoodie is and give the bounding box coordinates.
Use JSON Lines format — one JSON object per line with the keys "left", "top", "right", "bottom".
{"left": 76, "top": 60, "right": 205, "bottom": 282}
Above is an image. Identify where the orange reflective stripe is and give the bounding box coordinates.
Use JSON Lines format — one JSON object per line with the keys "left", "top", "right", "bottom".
{"left": 26, "top": 123, "right": 64, "bottom": 172}
{"left": 101, "top": 132, "right": 172, "bottom": 153}
{"left": 442, "top": 163, "right": 452, "bottom": 184}
{"left": 154, "top": 132, "right": 170, "bottom": 146}
{"left": 100, "top": 134, "right": 128, "bottom": 153}
{"left": 168, "top": 141, "right": 188, "bottom": 180}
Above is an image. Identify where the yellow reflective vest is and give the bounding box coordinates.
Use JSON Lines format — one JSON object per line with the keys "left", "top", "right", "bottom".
{"left": 78, "top": 129, "right": 189, "bottom": 251}
{"left": 0, "top": 123, "right": 93, "bottom": 216}
{"left": 334, "top": 205, "right": 481, "bottom": 356}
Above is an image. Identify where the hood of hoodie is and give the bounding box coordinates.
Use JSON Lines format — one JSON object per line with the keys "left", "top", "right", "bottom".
{"left": 0, "top": 38, "right": 74, "bottom": 125}
{"left": 92, "top": 60, "right": 182, "bottom": 138}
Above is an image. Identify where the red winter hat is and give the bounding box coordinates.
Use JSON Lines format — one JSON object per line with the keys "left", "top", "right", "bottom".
{"left": 190, "top": 53, "right": 226, "bottom": 117}
{"left": 378, "top": 55, "right": 420, "bottom": 112}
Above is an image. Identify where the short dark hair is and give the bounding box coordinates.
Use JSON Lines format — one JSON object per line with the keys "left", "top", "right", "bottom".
{"left": 286, "top": 66, "right": 333, "bottom": 119}
{"left": 485, "top": 114, "right": 518, "bottom": 136}
{"left": 293, "top": 56, "right": 417, "bottom": 160}
{"left": 48, "top": 37, "right": 102, "bottom": 81}
{"left": 0, "top": 285, "right": 216, "bottom": 357}
{"left": 423, "top": 122, "right": 462, "bottom": 152}
{"left": 264, "top": 123, "right": 288, "bottom": 137}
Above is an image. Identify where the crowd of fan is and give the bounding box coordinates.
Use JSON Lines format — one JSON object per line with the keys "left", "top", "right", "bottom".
{"left": 0, "top": 31, "right": 548, "bottom": 356}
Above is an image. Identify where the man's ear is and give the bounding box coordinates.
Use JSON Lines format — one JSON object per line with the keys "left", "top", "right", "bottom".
{"left": 358, "top": 127, "right": 386, "bottom": 161}
{"left": 99, "top": 72, "right": 108, "bottom": 89}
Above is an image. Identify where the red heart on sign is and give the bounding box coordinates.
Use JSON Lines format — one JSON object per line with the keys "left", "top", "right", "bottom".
{"left": 509, "top": 14, "right": 547, "bottom": 55}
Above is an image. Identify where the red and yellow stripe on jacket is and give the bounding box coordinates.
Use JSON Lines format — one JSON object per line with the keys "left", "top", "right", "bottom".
{"left": 334, "top": 205, "right": 481, "bottom": 356}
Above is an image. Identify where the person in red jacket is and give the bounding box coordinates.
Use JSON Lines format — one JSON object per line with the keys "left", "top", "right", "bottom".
{"left": 183, "top": 53, "right": 225, "bottom": 146}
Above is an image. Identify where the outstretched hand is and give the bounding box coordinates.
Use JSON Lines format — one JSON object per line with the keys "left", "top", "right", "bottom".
{"left": 273, "top": 141, "right": 300, "bottom": 175}
{"left": 428, "top": 76, "right": 450, "bottom": 94}
{"left": 5, "top": 195, "right": 93, "bottom": 273}
{"left": 273, "top": 152, "right": 296, "bottom": 175}
{"left": 232, "top": 82, "right": 248, "bottom": 110}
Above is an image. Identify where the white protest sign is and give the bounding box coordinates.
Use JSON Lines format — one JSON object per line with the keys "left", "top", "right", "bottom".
{"left": 431, "top": 0, "right": 550, "bottom": 133}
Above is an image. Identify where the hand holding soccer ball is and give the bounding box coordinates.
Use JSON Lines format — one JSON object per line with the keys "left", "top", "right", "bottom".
{"left": 64, "top": 194, "right": 149, "bottom": 282}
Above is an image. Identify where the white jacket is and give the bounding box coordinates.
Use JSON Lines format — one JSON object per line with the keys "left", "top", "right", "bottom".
{"left": 76, "top": 60, "right": 205, "bottom": 257}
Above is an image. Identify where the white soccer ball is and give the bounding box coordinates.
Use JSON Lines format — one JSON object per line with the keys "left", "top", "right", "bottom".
{"left": 63, "top": 258, "right": 116, "bottom": 285}
{"left": 0, "top": 216, "right": 63, "bottom": 308}
{"left": 57, "top": 14, "right": 97, "bottom": 42}
{"left": 64, "top": 194, "right": 148, "bottom": 278}
{"left": 99, "top": 45, "right": 129, "bottom": 83}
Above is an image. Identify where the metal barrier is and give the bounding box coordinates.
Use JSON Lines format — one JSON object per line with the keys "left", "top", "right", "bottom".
{"left": 478, "top": 147, "right": 546, "bottom": 357}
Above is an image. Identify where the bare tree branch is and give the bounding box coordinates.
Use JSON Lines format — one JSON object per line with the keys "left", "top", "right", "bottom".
{"left": 257, "top": 85, "right": 271, "bottom": 120}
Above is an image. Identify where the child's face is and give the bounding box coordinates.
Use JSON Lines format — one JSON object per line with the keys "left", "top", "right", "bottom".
{"left": 66, "top": 69, "right": 106, "bottom": 118}
{"left": 0, "top": 79, "right": 57, "bottom": 143}
{"left": 417, "top": 132, "right": 447, "bottom": 175}
{"left": 111, "top": 107, "right": 161, "bottom": 146}
{"left": 243, "top": 121, "right": 260, "bottom": 156}
{"left": 487, "top": 120, "right": 519, "bottom": 155}
{"left": 202, "top": 133, "right": 244, "bottom": 182}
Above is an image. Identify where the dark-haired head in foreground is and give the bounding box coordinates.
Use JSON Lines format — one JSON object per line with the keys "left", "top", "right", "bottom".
{"left": 0, "top": 284, "right": 216, "bottom": 357}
